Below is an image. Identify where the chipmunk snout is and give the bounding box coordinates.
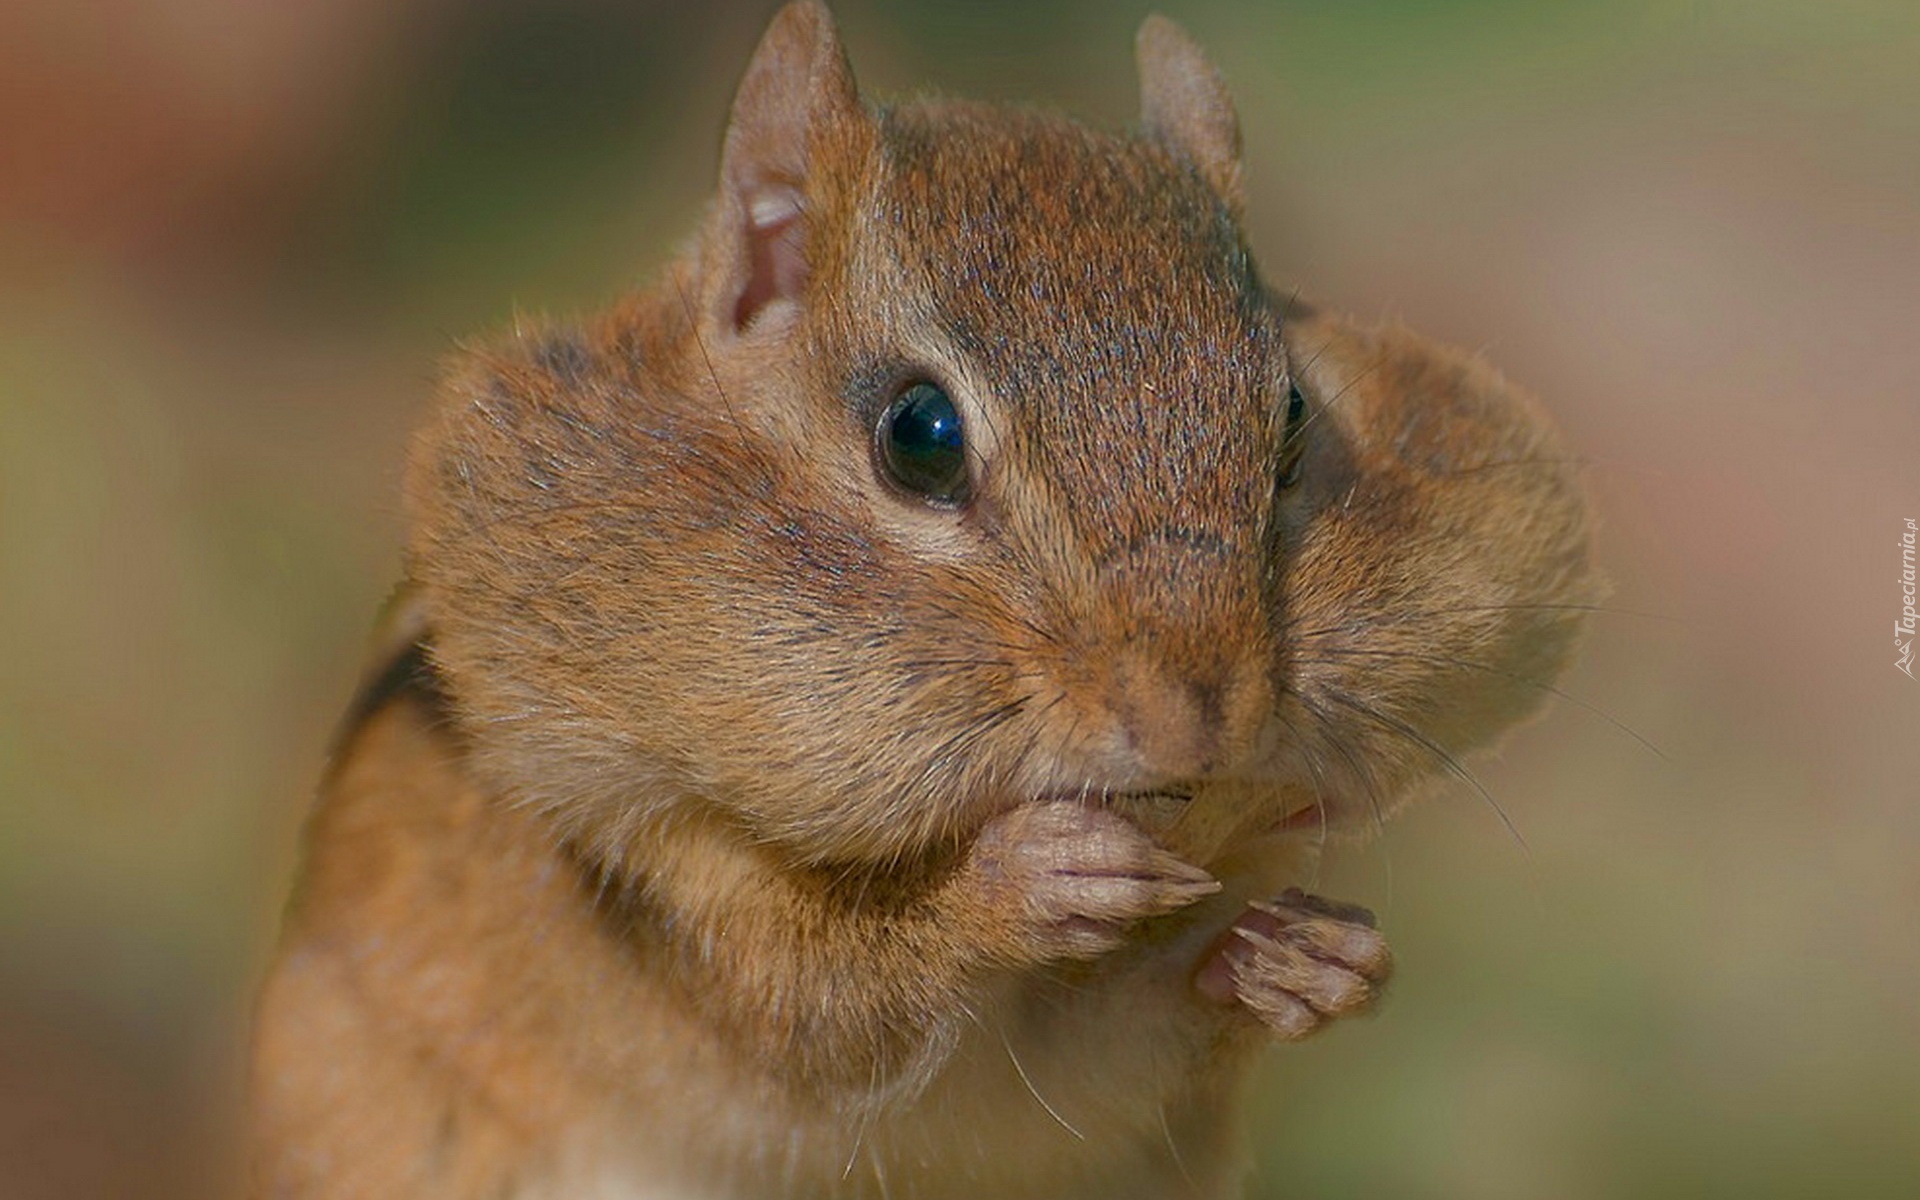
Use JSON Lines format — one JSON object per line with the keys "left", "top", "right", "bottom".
{"left": 1081, "top": 532, "right": 1274, "bottom": 782}
{"left": 1104, "top": 647, "right": 1272, "bottom": 781}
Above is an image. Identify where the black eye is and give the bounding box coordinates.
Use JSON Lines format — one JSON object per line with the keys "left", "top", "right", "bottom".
{"left": 877, "top": 381, "right": 969, "bottom": 504}
{"left": 1277, "top": 379, "right": 1308, "bottom": 489}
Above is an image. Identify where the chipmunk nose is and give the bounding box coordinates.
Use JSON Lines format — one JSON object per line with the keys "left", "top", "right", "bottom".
{"left": 1089, "top": 531, "right": 1274, "bottom": 782}
{"left": 1106, "top": 646, "right": 1272, "bottom": 781}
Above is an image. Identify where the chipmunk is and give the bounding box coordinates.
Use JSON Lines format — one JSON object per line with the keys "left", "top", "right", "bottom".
{"left": 249, "top": 5, "right": 1596, "bottom": 1197}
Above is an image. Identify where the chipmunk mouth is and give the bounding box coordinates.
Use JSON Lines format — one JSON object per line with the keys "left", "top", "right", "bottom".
{"left": 1109, "top": 786, "right": 1196, "bottom": 806}
{"left": 1030, "top": 784, "right": 1337, "bottom": 847}
{"left": 1050, "top": 786, "right": 1194, "bottom": 836}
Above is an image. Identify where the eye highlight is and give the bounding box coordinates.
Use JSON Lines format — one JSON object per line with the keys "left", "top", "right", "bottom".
{"left": 877, "top": 381, "right": 969, "bottom": 504}
{"left": 1277, "top": 379, "right": 1309, "bottom": 489}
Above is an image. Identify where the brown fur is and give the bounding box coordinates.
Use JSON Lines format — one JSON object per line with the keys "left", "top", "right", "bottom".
{"left": 250, "top": 5, "right": 1596, "bottom": 1197}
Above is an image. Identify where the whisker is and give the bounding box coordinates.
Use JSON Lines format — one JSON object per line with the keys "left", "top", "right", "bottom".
{"left": 1294, "top": 348, "right": 1391, "bottom": 443}
{"left": 1302, "top": 645, "right": 1668, "bottom": 762}
{"left": 865, "top": 1141, "right": 893, "bottom": 1200}
{"left": 1294, "top": 691, "right": 1392, "bottom": 847}
{"left": 1269, "top": 701, "right": 1323, "bottom": 822}
{"left": 1159, "top": 1105, "right": 1197, "bottom": 1191}
{"left": 672, "top": 275, "right": 758, "bottom": 465}
{"left": 918, "top": 698, "right": 1027, "bottom": 789}
{"left": 1270, "top": 702, "right": 1334, "bottom": 887}
{"left": 1000, "top": 1026, "right": 1084, "bottom": 1140}
{"left": 1284, "top": 313, "right": 1333, "bottom": 382}
{"left": 1282, "top": 601, "right": 1688, "bottom": 640}
{"left": 1423, "top": 456, "right": 1597, "bottom": 479}
{"left": 1294, "top": 691, "right": 1399, "bottom": 916}
{"left": 1319, "top": 689, "right": 1531, "bottom": 860}
{"left": 1423, "top": 454, "right": 1678, "bottom": 482}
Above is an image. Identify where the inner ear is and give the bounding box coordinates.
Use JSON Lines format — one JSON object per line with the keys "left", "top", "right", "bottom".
{"left": 735, "top": 184, "right": 807, "bottom": 332}
{"left": 708, "top": 2, "right": 863, "bottom": 336}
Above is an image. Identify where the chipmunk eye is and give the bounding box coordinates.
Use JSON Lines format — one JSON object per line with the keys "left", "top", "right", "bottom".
{"left": 877, "top": 381, "right": 969, "bottom": 504}
{"left": 1277, "top": 380, "right": 1309, "bottom": 489}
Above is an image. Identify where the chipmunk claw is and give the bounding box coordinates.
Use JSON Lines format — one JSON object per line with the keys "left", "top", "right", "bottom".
{"left": 1194, "top": 888, "right": 1392, "bottom": 1039}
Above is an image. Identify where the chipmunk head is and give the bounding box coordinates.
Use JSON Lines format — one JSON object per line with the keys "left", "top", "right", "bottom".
{"left": 407, "top": 2, "right": 1594, "bottom": 869}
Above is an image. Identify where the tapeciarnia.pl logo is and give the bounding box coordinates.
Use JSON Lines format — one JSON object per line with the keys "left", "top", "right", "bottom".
{"left": 1899, "top": 518, "right": 1917, "bottom": 678}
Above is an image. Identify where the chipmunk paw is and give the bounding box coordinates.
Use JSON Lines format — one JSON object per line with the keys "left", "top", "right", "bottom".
{"left": 1193, "top": 888, "right": 1392, "bottom": 1039}
{"left": 970, "top": 800, "right": 1220, "bottom": 961}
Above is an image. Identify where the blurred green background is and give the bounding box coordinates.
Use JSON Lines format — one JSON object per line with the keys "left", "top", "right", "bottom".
{"left": 1, "top": 1, "right": 1915, "bottom": 1196}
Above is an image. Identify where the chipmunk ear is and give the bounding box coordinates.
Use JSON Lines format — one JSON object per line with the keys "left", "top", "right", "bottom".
{"left": 1135, "top": 15, "right": 1243, "bottom": 215}
{"left": 709, "top": 1, "right": 862, "bottom": 335}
